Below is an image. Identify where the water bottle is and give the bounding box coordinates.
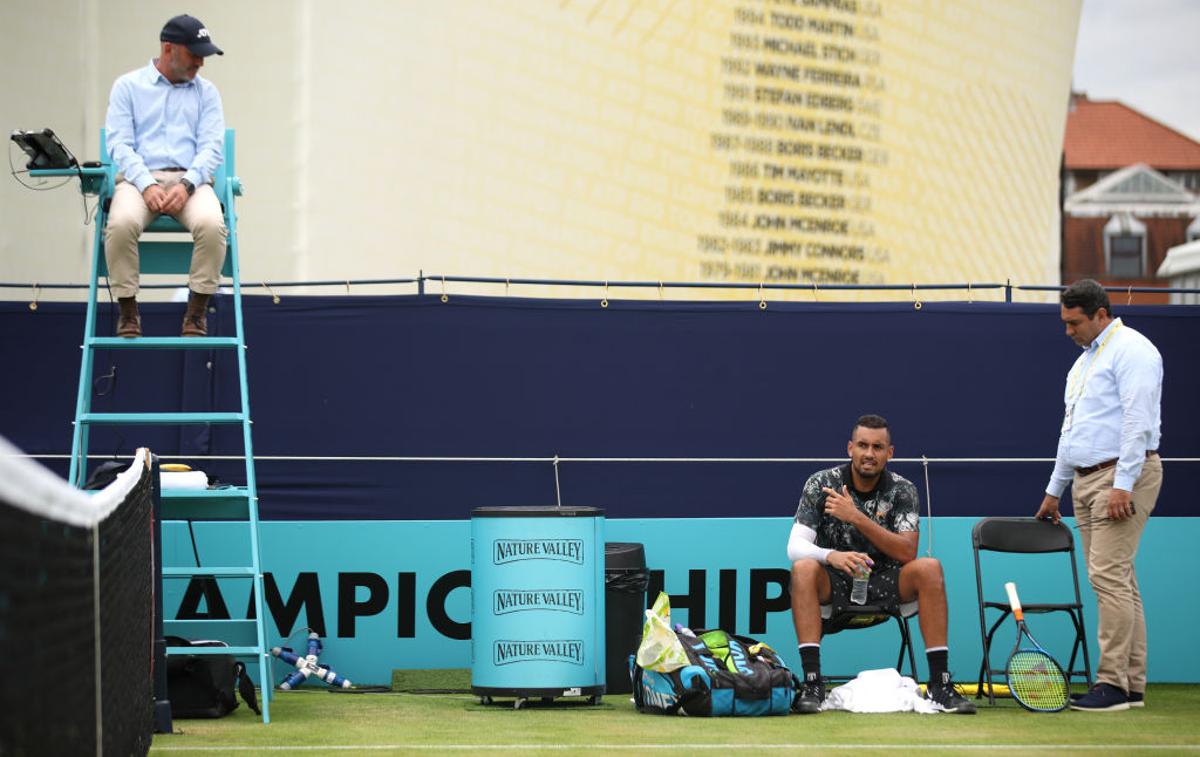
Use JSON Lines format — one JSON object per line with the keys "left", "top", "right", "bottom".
{"left": 272, "top": 646, "right": 305, "bottom": 670}
{"left": 279, "top": 668, "right": 310, "bottom": 690}
{"left": 850, "top": 563, "right": 871, "bottom": 605}
{"left": 305, "top": 632, "right": 322, "bottom": 666}
{"left": 315, "top": 663, "right": 352, "bottom": 688}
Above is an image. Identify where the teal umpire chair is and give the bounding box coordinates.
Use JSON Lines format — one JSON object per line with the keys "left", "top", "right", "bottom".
{"left": 35, "top": 129, "right": 272, "bottom": 723}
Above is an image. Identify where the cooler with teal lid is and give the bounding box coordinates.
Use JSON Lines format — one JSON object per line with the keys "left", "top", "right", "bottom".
{"left": 470, "top": 506, "right": 606, "bottom": 706}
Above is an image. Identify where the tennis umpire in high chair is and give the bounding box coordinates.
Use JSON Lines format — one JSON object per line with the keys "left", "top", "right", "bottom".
{"left": 104, "top": 14, "right": 226, "bottom": 338}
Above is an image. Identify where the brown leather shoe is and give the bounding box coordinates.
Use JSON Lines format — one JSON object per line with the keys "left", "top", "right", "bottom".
{"left": 117, "top": 297, "right": 141, "bottom": 337}
{"left": 181, "top": 291, "right": 211, "bottom": 337}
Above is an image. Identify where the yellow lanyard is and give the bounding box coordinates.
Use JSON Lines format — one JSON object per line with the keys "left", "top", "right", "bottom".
{"left": 1067, "top": 321, "right": 1122, "bottom": 403}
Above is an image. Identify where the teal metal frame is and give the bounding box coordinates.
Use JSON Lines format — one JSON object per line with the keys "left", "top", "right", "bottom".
{"left": 36, "top": 130, "right": 271, "bottom": 723}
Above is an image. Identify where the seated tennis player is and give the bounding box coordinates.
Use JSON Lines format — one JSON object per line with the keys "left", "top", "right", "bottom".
{"left": 786, "top": 414, "right": 975, "bottom": 714}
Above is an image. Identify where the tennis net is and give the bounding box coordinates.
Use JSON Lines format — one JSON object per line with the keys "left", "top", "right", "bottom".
{"left": 0, "top": 438, "right": 154, "bottom": 757}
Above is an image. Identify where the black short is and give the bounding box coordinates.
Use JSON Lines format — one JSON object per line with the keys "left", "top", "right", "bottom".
{"left": 823, "top": 563, "right": 903, "bottom": 616}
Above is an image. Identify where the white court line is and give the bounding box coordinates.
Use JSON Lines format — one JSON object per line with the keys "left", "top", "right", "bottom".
{"left": 150, "top": 748, "right": 1200, "bottom": 753}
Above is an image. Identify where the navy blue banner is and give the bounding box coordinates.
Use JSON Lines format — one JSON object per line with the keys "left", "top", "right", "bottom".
{"left": 3, "top": 295, "right": 1196, "bottom": 518}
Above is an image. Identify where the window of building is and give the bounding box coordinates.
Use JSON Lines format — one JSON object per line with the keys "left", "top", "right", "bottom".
{"left": 1103, "top": 213, "right": 1146, "bottom": 278}
{"left": 1109, "top": 235, "right": 1143, "bottom": 277}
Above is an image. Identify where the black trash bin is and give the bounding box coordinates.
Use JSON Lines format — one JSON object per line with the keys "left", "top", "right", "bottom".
{"left": 604, "top": 542, "right": 649, "bottom": 695}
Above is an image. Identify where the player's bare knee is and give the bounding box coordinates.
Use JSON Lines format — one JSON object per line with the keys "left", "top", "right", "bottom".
{"left": 789, "top": 559, "right": 823, "bottom": 592}
{"left": 916, "top": 556, "right": 943, "bottom": 575}
{"left": 904, "top": 557, "right": 944, "bottom": 590}
{"left": 791, "top": 558, "right": 822, "bottom": 579}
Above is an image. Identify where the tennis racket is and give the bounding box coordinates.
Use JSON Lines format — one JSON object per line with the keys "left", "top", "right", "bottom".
{"left": 1004, "top": 581, "right": 1069, "bottom": 712}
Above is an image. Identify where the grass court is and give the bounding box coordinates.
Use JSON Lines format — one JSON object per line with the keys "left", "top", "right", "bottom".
{"left": 150, "top": 681, "right": 1200, "bottom": 756}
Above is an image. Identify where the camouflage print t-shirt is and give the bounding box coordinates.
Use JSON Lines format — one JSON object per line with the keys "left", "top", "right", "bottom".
{"left": 792, "top": 464, "right": 920, "bottom": 571}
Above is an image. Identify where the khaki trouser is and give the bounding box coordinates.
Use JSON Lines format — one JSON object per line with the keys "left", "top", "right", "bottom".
{"left": 1072, "top": 454, "right": 1163, "bottom": 694}
{"left": 103, "top": 170, "right": 228, "bottom": 298}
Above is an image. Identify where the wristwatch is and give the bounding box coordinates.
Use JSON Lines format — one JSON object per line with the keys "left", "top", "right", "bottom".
{"left": 180, "top": 178, "right": 196, "bottom": 196}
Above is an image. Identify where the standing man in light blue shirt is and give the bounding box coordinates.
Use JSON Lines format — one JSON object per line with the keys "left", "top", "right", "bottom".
{"left": 1035, "top": 279, "right": 1164, "bottom": 712}
{"left": 105, "top": 14, "right": 226, "bottom": 338}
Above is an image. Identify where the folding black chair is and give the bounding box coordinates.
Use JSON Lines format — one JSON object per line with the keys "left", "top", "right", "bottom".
{"left": 820, "top": 601, "right": 918, "bottom": 683}
{"left": 972, "top": 517, "right": 1093, "bottom": 704}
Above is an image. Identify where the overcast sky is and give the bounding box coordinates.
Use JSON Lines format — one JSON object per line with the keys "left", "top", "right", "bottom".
{"left": 1072, "top": 0, "right": 1200, "bottom": 141}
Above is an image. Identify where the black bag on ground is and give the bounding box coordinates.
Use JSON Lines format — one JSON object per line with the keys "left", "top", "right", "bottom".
{"left": 165, "top": 637, "right": 259, "bottom": 718}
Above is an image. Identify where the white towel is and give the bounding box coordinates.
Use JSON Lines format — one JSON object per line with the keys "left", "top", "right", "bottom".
{"left": 821, "top": 668, "right": 940, "bottom": 714}
{"left": 160, "top": 470, "right": 208, "bottom": 490}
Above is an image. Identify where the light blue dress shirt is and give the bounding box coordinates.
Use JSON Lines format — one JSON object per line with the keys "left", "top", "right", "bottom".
{"left": 104, "top": 60, "right": 225, "bottom": 193}
{"left": 1046, "top": 317, "right": 1163, "bottom": 496}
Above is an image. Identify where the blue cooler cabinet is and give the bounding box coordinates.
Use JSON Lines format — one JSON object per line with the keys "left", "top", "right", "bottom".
{"left": 471, "top": 506, "right": 606, "bottom": 707}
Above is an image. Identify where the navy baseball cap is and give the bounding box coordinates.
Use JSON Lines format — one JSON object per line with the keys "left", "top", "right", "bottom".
{"left": 160, "top": 14, "right": 223, "bottom": 56}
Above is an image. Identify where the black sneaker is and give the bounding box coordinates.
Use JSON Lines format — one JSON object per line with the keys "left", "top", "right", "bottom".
{"left": 925, "top": 672, "right": 976, "bottom": 714}
{"left": 1069, "top": 687, "right": 1141, "bottom": 706}
{"left": 1070, "top": 683, "right": 1129, "bottom": 712}
{"left": 792, "top": 673, "right": 825, "bottom": 714}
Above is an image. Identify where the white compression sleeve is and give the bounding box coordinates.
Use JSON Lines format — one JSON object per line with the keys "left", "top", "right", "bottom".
{"left": 787, "top": 522, "right": 831, "bottom": 564}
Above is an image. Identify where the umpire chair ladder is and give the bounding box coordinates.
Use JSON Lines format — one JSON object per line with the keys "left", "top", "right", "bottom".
{"left": 36, "top": 128, "right": 272, "bottom": 724}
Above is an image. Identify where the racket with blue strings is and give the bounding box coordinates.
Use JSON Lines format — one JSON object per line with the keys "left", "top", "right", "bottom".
{"left": 1004, "top": 581, "right": 1069, "bottom": 712}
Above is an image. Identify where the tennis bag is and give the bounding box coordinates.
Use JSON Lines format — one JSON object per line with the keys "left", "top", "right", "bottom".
{"left": 166, "top": 636, "right": 260, "bottom": 718}
{"left": 631, "top": 629, "right": 798, "bottom": 716}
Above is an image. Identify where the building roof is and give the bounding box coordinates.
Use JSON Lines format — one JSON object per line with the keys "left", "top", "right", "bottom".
{"left": 1065, "top": 163, "right": 1198, "bottom": 217}
{"left": 1065, "top": 95, "right": 1200, "bottom": 171}
{"left": 1158, "top": 239, "right": 1200, "bottom": 278}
